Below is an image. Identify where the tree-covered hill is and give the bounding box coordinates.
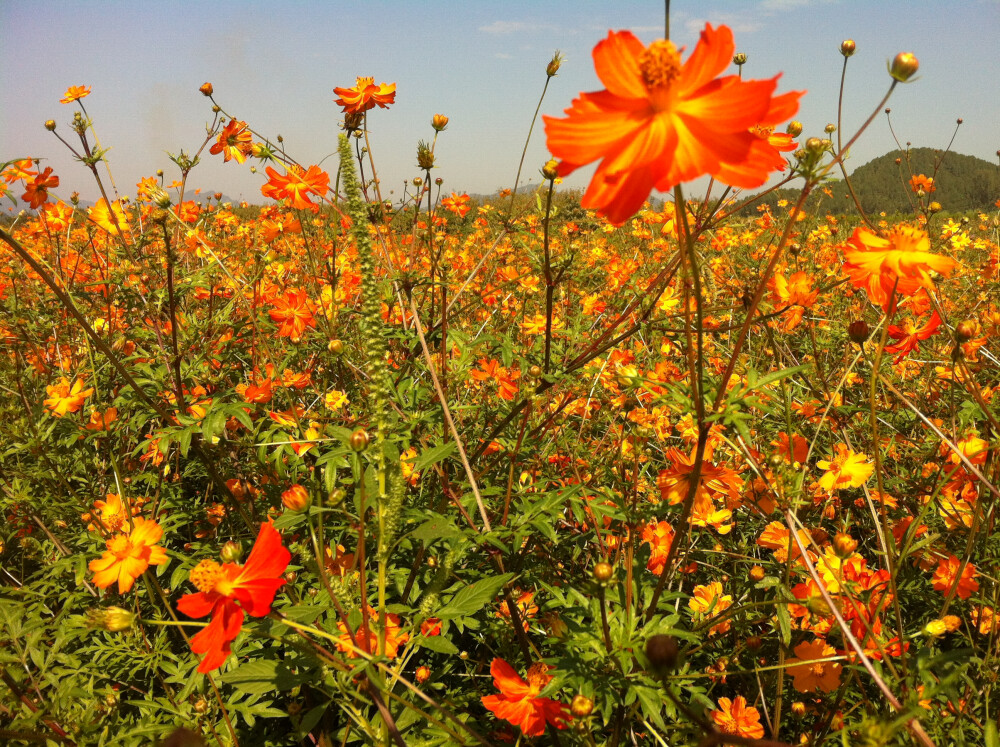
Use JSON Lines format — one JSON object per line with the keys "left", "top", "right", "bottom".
{"left": 745, "top": 147, "right": 1000, "bottom": 216}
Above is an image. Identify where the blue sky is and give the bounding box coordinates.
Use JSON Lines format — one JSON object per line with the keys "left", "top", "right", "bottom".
{"left": 2, "top": 0, "right": 998, "bottom": 206}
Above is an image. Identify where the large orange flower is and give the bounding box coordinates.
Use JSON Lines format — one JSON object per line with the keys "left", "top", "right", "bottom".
{"left": 544, "top": 25, "right": 802, "bottom": 224}
{"left": 209, "top": 119, "right": 252, "bottom": 164}
{"left": 481, "top": 658, "right": 569, "bottom": 737}
{"left": 843, "top": 225, "right": 957, "bottom": 309}
{"left": 21, "top": 167, "right": 59, "bottom": 209}
{"left": 260, "top": 165, "right": 330, "bottom": 212}
{"left": 60, "top": 85, "right": 92, "bottom": 104}
{"left": 710, "top": 695, "right": 765, "bottom": 739}
{"left": 177, "top": 522, "right": 290, "bottom": 673}
{"left": 44, "top": 376, "right": 94, "bottom": 417}
{"left": 89, "top": 517, "right": 167, "bottom": 593}
{"left": 333, "top": 77, "right": 396, "bottom": 114}
{"left": 787, "top": 639, "right": 842, "bottom": 693}
{"left": 269, "top": 288, "right": 317, "bottom": 342}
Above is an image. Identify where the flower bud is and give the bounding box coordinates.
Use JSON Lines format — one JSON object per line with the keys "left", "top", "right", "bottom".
{"left": 571, "top": 694, "right": 594, "bottom": 718}
{"left": 282, "top": 484, "right": 310, "bottom": 512}
{"left": 150, "top": 188, "right": 172, "bottom": 209}
{"left": 431, "top": 114, "right": 449, "bottom": 132}
{"left": 889, "top": 52, "right": 919, "bottom": 82}
{"left": 416, "top": 665, "right": 431, "bottom": 683}
{"left": 833, "top": 532, "right": 858, "bottom": 557}
{"left": 328, "top": 488, "right": 346, "bottom": 505}
{"left": 546, "top": 51, "right": 564, "bottom": 77}
{"left": 928, "top": 201, "right": 941, "bottom": 213}
{"left": 593, "top": 561, "right": 614, "bottom": 583}
{"left": 350, "top": 429, "right": 370, "bottom": 451}
{"left": 416, "top": 142, "right": 435, "bottom": 170}
{"left": 848, "top": 319, "right": 870, "bottom": 343}
{"left": 733, "top": 53, "right": 747, "bottom": 66}
{"left": 412, "top": 177, "right": 423, "bottom": 187}
{"left": 328, "top": 339, "right": 345, "bottom": 355}
{"left": 791, "top": 701, "right": 806, "bottom": 717}
{"left": 199, "top": 82, "right": 214, "bottom": 97}
{"left": 541, "top": 159, "right": 559, "bottom": 181}
{"left": 45, "top": 120, "right": 57, "bottom": 131}
{"left": 955, "top": 320, "right": 978, "bottom": 342}
{"left": 840, "top": 40, "right": 856, "bottom": 57}
{"left": 645, "top": 634, "right": 679, "bottom": 672}
{"left": 749, "top": 565, "right": 766, "bottom": 582}
{"left": 824, "top": 123, "right": 836, "bottom": 134}
{"left": 786, "top": 121, "right": 803, "bottom": 137}
{"left": 220, "top": 540, "right": 243, "bottom": 563}
{"left": 86, "top": 607, "right": 136, "bottom": 632}
{"left": 746, "top": 635, "right": 762, "bottom": 651}
{"left": 193, "top": 697, "right": 209, "bottom": 714}
{"left": 805, "top": 137, "right": 824, "bottom": 154}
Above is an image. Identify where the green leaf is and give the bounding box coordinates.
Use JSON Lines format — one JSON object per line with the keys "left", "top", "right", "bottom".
{"left": 436, "top": 573, "right": 514, "bottom": 619}
{"left": 219, "top": 659, "right": 309, "bottom": 695}
{"left": 415, "top": 634, "right": 459, "bottom": 655}
{"left": 776, "top": 601, "right": 791, "bottom": 646}
{"left": 413, "top": 442, "right": 457, "bottom": 472}
{"left": 409, "top": 516, "right": 462, "bottom": 543}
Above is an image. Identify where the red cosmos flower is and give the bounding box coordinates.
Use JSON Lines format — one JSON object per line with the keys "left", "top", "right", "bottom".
{"left": 544, "top": 25, "right": 802, "bottom": 224}
{"left": 269, "top": 289, "right": 317, "bottom": 342}
{"left": 177, "top": 522, "right": 290, "bottom": 673}
{"left": 210, "top": 119, "right": 252, "bottom": 164}
{"left": 333, "top": 76, "right": 397, "bottom": 114}
{"left": 885, "top": 311, "right": 941, "bottom": 363}
{"left": 481, "top": 658, "right": 569, "bottom": 737}
{"left": 260, "top": 165, "right": 330, "bottom": 212}
{"left": 21, "top": 167, "right": 59, "bottom": 209}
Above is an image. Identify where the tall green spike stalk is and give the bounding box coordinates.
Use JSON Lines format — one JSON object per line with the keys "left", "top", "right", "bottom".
{"left": 338, "top": 134, "right": 393, "bottom": 656}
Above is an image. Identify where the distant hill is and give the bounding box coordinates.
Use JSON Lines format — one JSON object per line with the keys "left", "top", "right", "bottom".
{"left": 745, "top": 148, "right": 1000, "bottom": 216}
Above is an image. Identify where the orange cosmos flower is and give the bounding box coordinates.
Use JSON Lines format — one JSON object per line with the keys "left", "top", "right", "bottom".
{"left": 87, "top": 198, "right": 129, "bottom": 237}
{"left": 268, "top": 288, "right": 317, "bottom": 342}
{"left": 688, "top": 581, "right": 733, "bottom": 635}
{"left": 333, "top": 76, "right": 397, "bottom": 114}
{"left": 816, "top": 444, "right": 873, "bottom": 492}
{"left": 641, "top": 520, "right": 675, "bottom": 575}
{"left": 786, "top": 638, "right": 843, "bottom": 693}
{"left": 210, "top": 119, "right": 252, "bottom": 164}
{"left": 60, "top": 85, "right": 92, "bottom": 104}
{"left": 497, "top": 591, "right": 539, "bottom": 631}
{"left": 909, "top": 174, "right": 935, "bottom": 194}
{"left": 335, "top": 606, "right": 410, "bottom": 658}
{"left": 260, "top": 165, "right": 330, "bottom": 212}
{"left": 544, "top": 24, "right": 802, "bottom": 224}
{"left": 481, "top": 658, "right": 569, "bottom": 737}
{"left": 931, "top": 555, "right": 979, "bottom": 600}
{"left": 44, "top": 376, "right": 94, "bottom": 417}
{"left": 89, "top": 517, "right": 167, "bottom": 593}
{"left": 843, "top": 225, "right": 957, "bottom": 310}
{"left": 442, "top": 192, "right": 471, "bottom": 218}
{"left": 177, "top": 522, "right": 291, "bottom": 673}
{"left": 885, "top": 311, "right": 941, "bottom": 363}
{"left": 21, "top": 167, "right": 59, "bottom": 209}
{"left": 710, "top": 695, "right": 765, "bottom": 739}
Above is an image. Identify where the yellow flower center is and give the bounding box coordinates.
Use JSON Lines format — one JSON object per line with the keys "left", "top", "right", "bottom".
{"left": 639, "top": 40, "right": 682, "bottom": 90}
{"left": 108, "top": 535, "right": 133, "bottom": 559}
{"left": 189, "top": 559, "right": 224, "bottom": 593}
{"left": 810, "top": 663, "right": 826, "bottom": 677}
{"left": 525, "top": 662, "right": 551, "bottom": 693}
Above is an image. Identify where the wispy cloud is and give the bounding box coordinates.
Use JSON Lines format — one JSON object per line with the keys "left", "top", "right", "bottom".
{"left": 759, "top": 0, "right": 838, "bottom": 11}
{"left": 684, "top": 13, "right": 762, "bottom": 35}
{"left": 479, "top": 20, "right": 529, "bottom": 34}
{"left": 494, "top": 52, "right": 512, "bottom": 59}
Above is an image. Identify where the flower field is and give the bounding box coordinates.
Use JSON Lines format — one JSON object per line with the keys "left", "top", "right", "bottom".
{"left": 1, "top": 16, "right": 999, "bottom": 747}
